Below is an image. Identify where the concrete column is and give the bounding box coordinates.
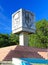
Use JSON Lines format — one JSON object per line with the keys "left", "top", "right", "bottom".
{"left": 19, "top": 32, "right": 29, "bottom": 46}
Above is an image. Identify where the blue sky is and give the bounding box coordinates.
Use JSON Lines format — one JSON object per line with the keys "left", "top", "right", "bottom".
{"left": 0, "top": 0, "right": 48, "bottom": 34}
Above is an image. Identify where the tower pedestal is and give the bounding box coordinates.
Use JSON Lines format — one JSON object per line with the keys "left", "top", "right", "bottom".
{"left": 19, "top": 32, "right": 29, "bottom": 46}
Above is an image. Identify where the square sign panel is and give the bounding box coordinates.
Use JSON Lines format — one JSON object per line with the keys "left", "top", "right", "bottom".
{"left": 12, "top": 9, "right": 36, "bottom": 34}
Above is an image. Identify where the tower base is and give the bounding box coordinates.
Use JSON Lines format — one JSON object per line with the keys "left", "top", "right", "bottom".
{"left": 19, "top": 32, "right": 29, "bottom": 46}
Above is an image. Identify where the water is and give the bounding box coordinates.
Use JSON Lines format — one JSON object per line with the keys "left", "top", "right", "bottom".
{"left": 20, "top": 58, "right": 48, "bottom": 64}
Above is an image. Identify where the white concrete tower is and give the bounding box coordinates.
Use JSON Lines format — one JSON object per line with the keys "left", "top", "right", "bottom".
{"left": 12, "top": 9, "right": 35, "bottom": 46}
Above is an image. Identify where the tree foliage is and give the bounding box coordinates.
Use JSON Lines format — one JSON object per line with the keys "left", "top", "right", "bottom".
{"left": 29, "top": 19, "right": 48, "bottom": 48}
{"left": 0, "top": 34, "right": 19, "bottom": 48}
{"left": 0, "top": 34, "right": 9, "bottom": 47}
{"left": 9, "top": 34, "right": 19, "bottom": 45}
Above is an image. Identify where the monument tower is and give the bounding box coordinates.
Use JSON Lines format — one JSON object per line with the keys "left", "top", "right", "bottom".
{"left": 12, "top": 9, "right": 35, "bottom": 46}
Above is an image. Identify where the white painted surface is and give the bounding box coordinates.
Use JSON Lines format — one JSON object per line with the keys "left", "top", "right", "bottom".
{"left": 19, "top": 32, "right": 28, "bottom": 46}
{"left": 12, "top": 58, "right": 22, "bottom": 65}
{"left": 12, "top": 58, "right": 31, "bottom": 65}
{"left": 12, "top": 9, "right": 35, "bottom": 34}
